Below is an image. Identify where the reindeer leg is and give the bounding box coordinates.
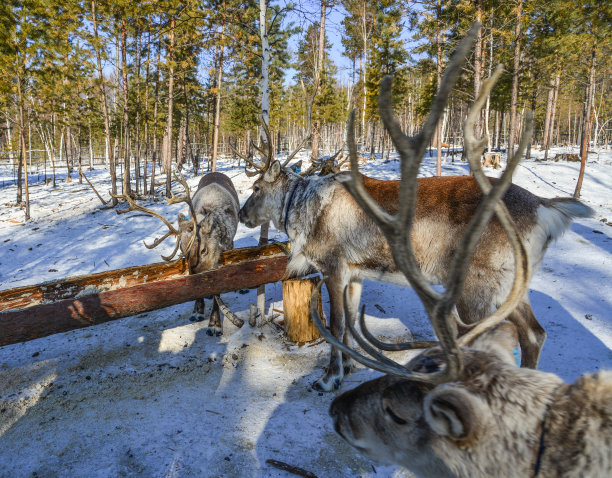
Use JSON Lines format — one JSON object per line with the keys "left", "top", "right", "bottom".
{"left": 508, "top": 298, "right": 546, "bottom": 368}
{"left": 342, "top": 279, "right": 363, "bottom": 376}
{"left": 207, "top": 295, "right": 223, "bottom": 337}
{"left": 190, "top": 298, "right": 206, "bottom": 323}
{"left": 313, "top": 273, "right": 346, "bottom": 392}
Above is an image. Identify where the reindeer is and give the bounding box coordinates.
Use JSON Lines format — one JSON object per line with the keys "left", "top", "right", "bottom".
{"left": 238, "top": 25, "right": 593, "bottom": 392}
{"left": 117, "top": 170, "right": 242, "bottom": 336}
{"left": 314, "top": 25, "right": 611, "bottom": 477}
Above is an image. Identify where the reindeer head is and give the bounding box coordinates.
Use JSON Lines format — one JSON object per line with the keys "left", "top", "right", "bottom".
{"left": 239, "top": 160, "right": 296, "bottom": 229}
{"left": 236, "top": 119, "right": 309, "bottom": 230}
{"left": 177, "top": 211, "right": 223, "bottom": 273}
{"left": 329, "top": 323, "right": 540, "bottom": 477}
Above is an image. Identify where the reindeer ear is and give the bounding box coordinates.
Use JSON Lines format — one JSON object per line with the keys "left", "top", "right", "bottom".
{"left": 263, "top": 160, "right": 281, "bottom": 183}
{"left": 178, "top": 214, "right": 193, "bottom": 232}
{"left": 471, "top": 321, "right": 521, "bottom": 366}
{"left": 423, "top": 385, "right": 487, "bottom": 445}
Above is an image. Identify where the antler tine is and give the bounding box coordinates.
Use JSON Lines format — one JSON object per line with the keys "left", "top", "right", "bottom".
{"left": 339, "top": 111, "right": 397, "bottom": 234}
{"left": 111, "top": 192, "right": 182, "bottom": 261}
{"left": 333, "top": 24, "right": 485, "bottom": 384}
{"left": 310, "top": 279, "right": 451, "bottom": 384}
{"left": 144, "top": 230, "right": 175, "bottom": 249}
{"left": 228, "top": 142, "right": 261, "bottom": 176}
{"left": 113, "top": 193, "right": 179, "bottom": 236}
{"left": 170, "top": 170, "right": 198, "bottom": 219}
{"left": 456, "top": 98, "right": 534, "bottom": 346}
{"left": 281, "top": 134, "right": 311, "bottom": 167}
{"left": 357, "top": 307, "right": 437, "bottom": 351}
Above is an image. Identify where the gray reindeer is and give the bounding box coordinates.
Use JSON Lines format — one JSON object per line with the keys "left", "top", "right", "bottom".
{"left": 318, "top": 25, "right": 610, "bottom": 478}
{"left": 118, "top": 170, "right": 242, "bottom": 336}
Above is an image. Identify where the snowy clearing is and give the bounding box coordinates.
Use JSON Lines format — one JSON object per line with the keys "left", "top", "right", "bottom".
{"left": 0, "top": 148, "right": 611, "bottom": 477}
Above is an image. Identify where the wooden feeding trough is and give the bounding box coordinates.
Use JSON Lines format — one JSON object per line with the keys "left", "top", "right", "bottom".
{"left": 0, "top": 243, "right": 294, "bottom": 347}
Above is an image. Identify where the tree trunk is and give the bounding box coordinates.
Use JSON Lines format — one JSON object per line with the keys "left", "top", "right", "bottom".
{"left": 311, "top": 1, "right": 327, "bottom": 161}
{"left": 507, "top": 0, "right": 523, "bottom": 158}
{"left": 211, "top": 24, "right": 225, "bottom": 173}
{"left": 17, "top": 75, "right": 30, "bottom": 220}
{"left": 256, "top": 0, "right": 271, "bottom": 323}
{"left": 91, "top": 0, "right": 117, "bottom": 206}
{"left": 435, "top": 0, "right": 443, "bottom": 176}
{"left": 121, "top": 17, "right": 131, "bottom": 196}
{"left": 473, "top": 2, "right": 483, "bottom": 135}
{"left": 163, "top": 16, "right": 176, "bottom": 198}
{"left": 574, "top": 41, "right": 597, "bottom": 199}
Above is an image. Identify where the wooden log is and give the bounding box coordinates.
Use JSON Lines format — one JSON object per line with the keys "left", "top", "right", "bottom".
{"left": 0, "top": 260, "right": 189, "bottom": 312}
{"left": 0, "top": 243, "right": 290, "bottom": 347}
{"left": 282, "top": 278, "right": 324, "bottom": 343}
{"left": 0, "top": 243, "right": 290, "bottom": 311}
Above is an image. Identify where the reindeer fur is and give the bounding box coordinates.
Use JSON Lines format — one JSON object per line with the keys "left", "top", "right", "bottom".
{"left": 330, "top": 323, "right": 612, "bottom": 477}
{"left": 239, "top": 161, "right": 593, "bottom": 391}
{"left": 179, "top": 171, "right": 239, "bottom": 335}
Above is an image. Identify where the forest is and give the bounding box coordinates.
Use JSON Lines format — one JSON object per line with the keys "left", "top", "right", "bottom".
{"left": 0, "top": 0, "right": 610, "bottom": 219}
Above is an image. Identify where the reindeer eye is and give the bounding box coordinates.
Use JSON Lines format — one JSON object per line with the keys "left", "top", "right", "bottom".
{"left": 385, "top": 407, "right": 407, "bottom": 425}
{"left": 253, "top": 186, "right": 260, "bottom": 193}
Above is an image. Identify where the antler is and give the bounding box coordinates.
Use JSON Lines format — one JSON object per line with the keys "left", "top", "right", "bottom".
{"left": 113, "top": 169, "right": 198, "bottom": 262}
{"left": 231, "top": 118, "right": 310, "bottom": 175}
{"left": 314, "top": 23, "right": 533, "bottom": 385}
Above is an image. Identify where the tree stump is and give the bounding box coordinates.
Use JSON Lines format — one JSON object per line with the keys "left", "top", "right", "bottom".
{"left": 282, "top": 278, "right": 324, "bottom": 343}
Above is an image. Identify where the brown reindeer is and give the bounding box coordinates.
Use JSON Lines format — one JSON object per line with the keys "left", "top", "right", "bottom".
{"left": 238, "top": 26, "right": 592, "bottom": 392}
{"left": 318, "top": 25, "right": 610, "bottom": 477}
{"left": 117, "top": 170, "right": 242, "bottom": 335}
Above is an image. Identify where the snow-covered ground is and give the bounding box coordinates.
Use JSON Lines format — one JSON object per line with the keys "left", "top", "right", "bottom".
{"left": 0, "top": 147, "right": 611, "bottom": 478}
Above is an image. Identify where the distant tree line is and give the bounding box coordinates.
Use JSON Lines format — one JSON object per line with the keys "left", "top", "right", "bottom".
{"left": 0, "top": 0, "right": 610, "bottom": 218}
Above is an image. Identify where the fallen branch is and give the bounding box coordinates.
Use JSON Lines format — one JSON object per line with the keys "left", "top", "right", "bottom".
{"left": 265, "top": 459, "right": 318, "bottom": 478}
{"left": 78, "top": 167, "right": 108, "bottom": 205}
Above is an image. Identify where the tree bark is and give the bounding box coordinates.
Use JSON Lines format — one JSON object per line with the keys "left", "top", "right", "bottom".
{"left": 574, "top": 41, "right": 597, "bottom": 199}
{"left": 507, "top": 0, "right": 523, "bottom": 158}
{"left": 163, "top": 15, "right": 176, "bottom": 198}
{"left": 211, "top": 24, "right": 225, "bottom": 173}
{"left": 256, "top": 0, "right": 271, "bottom": 323}
{"left": 91, "top": 0, "right": 117, "bottom": 205}
{"left": 121, "top": 16, "right": 131, "bottom": 196}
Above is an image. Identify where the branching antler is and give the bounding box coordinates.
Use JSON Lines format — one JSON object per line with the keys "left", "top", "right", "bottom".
{"left": 313, "top": 23, "right": 533, "bottom": 385}
{"left": 113, "top": 169, "right": 199, "bottom": 262}
{"left": 231, "top": 117, "right": 310, "bottom": 175}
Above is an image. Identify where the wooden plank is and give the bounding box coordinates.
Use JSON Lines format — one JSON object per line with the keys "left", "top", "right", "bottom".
{"left": 0, "top": 242, "right": 289, "bottom": 311}
{"left": 0, "top": 243, "right": 291, "bottom": 347}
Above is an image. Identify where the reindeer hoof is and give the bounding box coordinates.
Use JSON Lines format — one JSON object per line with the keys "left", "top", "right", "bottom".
{"left": 312, "top": 376, "right": 342, "bottom": 392}
{"left": 343, "top": 364, "right": 355, "bottom": 376}
{"left": 206, "top": 326, "right": 223, "bottom": 337}
{"left": 189, "top": 314, "right": 206, "bottom": 323}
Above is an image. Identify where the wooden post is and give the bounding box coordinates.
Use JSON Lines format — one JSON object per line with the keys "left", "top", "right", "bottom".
{"left": 282, "top": 278, "right": 324, "bottom": 343}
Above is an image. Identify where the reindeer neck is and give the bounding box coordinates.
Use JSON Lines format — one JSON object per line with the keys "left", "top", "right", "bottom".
{"left": 279, "top": 175, "right": 305, "bottom": 237}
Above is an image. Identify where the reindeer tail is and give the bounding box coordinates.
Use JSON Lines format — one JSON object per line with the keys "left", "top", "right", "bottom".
{"left": 538, "top": 197, "right": 595, "bottom": 241}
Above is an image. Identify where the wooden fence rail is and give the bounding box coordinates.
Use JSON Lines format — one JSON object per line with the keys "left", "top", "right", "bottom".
{"left": 0, "top": 243, "right": 292, "bottom": 347}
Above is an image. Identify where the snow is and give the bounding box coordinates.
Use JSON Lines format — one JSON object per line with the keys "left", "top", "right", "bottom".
{"left": 0, "top": 148, "right": 611, "bottom": 477}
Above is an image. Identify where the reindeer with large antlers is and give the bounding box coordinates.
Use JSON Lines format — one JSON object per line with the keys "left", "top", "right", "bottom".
{"left": 239, "top": 24, "right": 593, "bottom": 392}
{"left": 116, "top": 169, "right": 243, "bottom": 335}
{"left": 320, "top": 25, "right": 610, "bottom": 477}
